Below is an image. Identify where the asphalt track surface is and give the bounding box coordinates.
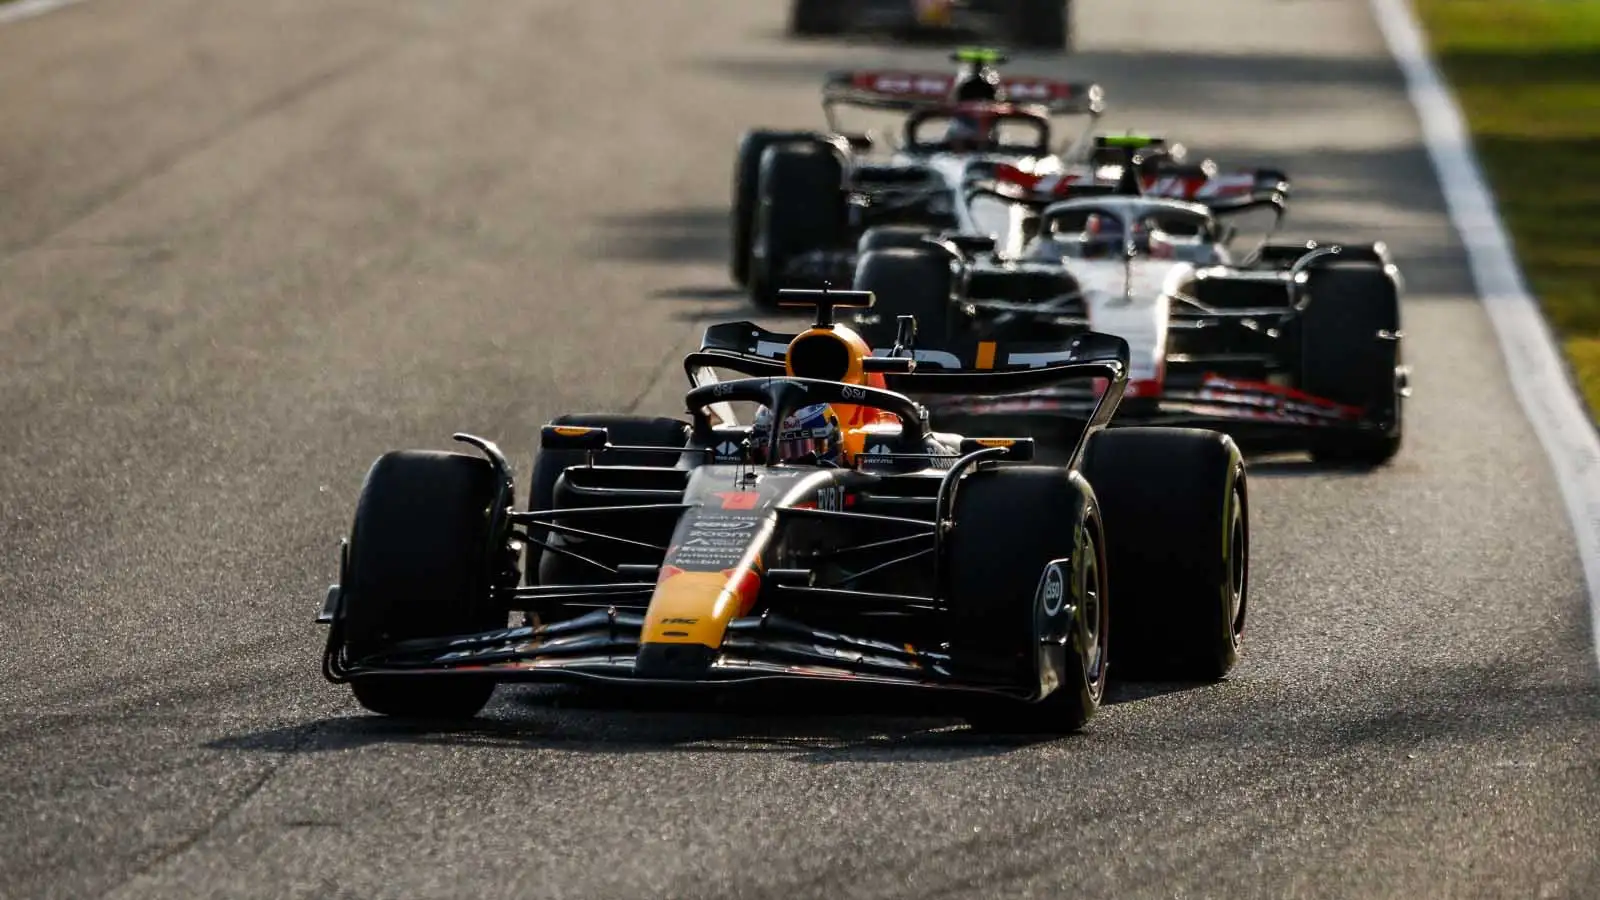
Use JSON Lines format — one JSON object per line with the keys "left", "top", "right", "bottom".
{"left": 1, "top": 1, "right": 1597, "bottom": 898}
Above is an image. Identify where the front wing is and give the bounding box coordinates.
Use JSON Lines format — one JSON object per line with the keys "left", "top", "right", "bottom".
{"left": 921, "top": 372, "right": 1402, "bottom": 450}
{"left": 325, "top": 607, "right": 1030, "bottom": 700}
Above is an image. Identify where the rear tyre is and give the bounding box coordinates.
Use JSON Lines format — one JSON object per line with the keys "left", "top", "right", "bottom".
{"left": 749, "top": 142, "right": 849, "bottom": 309}
{"left": 945, "top": 467, "right": 1107, "bottom": 734}
{"left": 731, "top": 130, "right": 818, "bottom": 287}
{"left": 525, "top": 414, "right": 690, "bottom": 595}
{"left": 1082, "top": 428, "right": 1248, "bottom": 681}
{"left": 852, "top": 247, "right": 957, "bottom": 351}
{"left": 1012, "top": 0, "right": 1072, "bottom": 52}
{"left": 789, "top": 0, "right": 845, "bottom": 35}
{"left": 1298, "top": 263, "right": 1404, "bottom": 466}
{"left": 341, "top": 451, "right": 503, "bottom": 719}
{"left": 857, "top": 225, "right": 934, "bottom": 255}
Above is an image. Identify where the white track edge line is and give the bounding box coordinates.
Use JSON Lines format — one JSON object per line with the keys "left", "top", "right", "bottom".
{"left": 0, "top": 0, "right": 86, "bottom": 26}
{"left": 1372, "top": 0, "right": 1600, "bottom": 668}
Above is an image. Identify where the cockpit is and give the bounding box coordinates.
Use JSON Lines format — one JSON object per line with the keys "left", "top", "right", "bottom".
{"left": 904, "top": 105, "right": 1052, "bottom": 157}
{"left": 1021, "top": 199, "right": 1234, "bottom": 266}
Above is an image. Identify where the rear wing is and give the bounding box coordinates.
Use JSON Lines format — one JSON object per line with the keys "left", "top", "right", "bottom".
{"left": 1143, "top": 166, "right": 1291, "bottom": 213}
{"left": 970, "top": 161, "right": 1290, "bottom": 216}
{"left": 821, "top": 70, "right": 1105, "bottom": 130}
{"left": 690, "top": 320, "right": 1130, "bottom": 394}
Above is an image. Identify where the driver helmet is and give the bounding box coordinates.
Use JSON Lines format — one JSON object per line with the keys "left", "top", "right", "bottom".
{"left": 1081, "top": 213, "right": 1125, "bottom": 259}
{"left": 943, "top": 111, "right": 995, "bottom": 152}
{"left": 752, "top": 403, "right": 843, "bottom": 465}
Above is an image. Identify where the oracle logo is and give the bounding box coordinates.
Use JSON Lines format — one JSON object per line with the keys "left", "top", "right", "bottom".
{"left": 864, "top": 73, "right": 951, "bottom": 95}
{"left": 1004, "top": 81, "right": 1055, "bottom": 100}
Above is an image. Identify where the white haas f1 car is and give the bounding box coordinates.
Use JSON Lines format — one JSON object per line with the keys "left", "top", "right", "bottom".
{"left": 842, "top": 136, "right": 1408, "bottom": 465}
{"left": 730, "top": 49, "right": 1106, "bottom": 307}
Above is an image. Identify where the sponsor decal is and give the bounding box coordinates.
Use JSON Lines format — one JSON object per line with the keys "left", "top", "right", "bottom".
{"left": 712, "top": 382, "right": 735, "bottom": 397}
{"left": 672, "top": 541, "right": 747, "bottom": 568}
{"left": 1041, "top": 564, "right": 1066, "bottom": 617}
{"left": 1004, "top": 80, "right": 1055, "bottom": 101}
{"left": 690, "top": 519, "right": 756, "bottom": 532}
{"left": 841, "top": 386, "right": 868, "bottom": 401}
{"left": 816, "top": 486, "right": 845, "bottom": 512}
{"left": 551, "top": 426, "right": 596, "bottom": 437}
{"left": 860, "top": 72, "right": 953, "bottom": 96}
{"left": 683, "top": 536, "right": 745, "bottom": 548}
{"left": 716, "top": 491, "right": 760, "bottom": 510}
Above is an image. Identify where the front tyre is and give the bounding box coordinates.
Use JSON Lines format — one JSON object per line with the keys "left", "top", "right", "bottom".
{"left": 340, "top": 451, "right": 504, "bottom": 719}
{"left": 945, "top": 466, "right": 1107, "bottom": 734}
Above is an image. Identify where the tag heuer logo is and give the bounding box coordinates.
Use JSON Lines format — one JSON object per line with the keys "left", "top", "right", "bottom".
{"left": 716, "top": 442, "right": 740, "bottom": 456}
{"left": 867, "top": 444, "right": 893, "bottom": 456}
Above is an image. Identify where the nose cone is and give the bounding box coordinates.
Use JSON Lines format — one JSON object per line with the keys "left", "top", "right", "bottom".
{"left": 635, "top": 565, "right": 762, "bottom": 679}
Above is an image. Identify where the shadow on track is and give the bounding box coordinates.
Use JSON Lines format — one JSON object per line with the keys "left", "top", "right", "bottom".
{"left": 591, "top": 207, "right": 730, "bottom": 264}
{"left": 205, "top": 679, "right": 1211, "bottom": 763}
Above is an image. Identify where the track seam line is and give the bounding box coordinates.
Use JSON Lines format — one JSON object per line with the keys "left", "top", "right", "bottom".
{"left": 1371, "top": 0, "right": 1600, "bottom": 670}
{"left": 95, "top": 719, "right": 329, "bottom": 899}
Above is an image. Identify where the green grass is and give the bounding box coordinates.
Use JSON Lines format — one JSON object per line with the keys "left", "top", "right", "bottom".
{"left": 1415, "top": 0, "right": 1600, "bottom": 415}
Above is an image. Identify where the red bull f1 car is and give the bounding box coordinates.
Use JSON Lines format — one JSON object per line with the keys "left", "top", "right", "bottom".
{"left": 790, "top": 0, "right": 1074, "bottom": 51}
{"left": 317, "top": 290, "right": 1250, "bottom": 734}
{"left": 843, "top": 136, "right": 1408, "bottom": 466}
{"left": 730, "top": 49, "right": 1105, "bottom": 307}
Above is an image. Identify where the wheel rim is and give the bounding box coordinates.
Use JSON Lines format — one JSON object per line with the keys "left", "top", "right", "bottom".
{"left": 1080, "top": 529, "right": 1106, "bottom": 695}
{"left": 1226, "top": 482, "right": 1248, "bottom": 649}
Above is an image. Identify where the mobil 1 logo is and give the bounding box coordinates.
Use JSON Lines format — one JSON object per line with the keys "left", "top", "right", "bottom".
{"left": 1038, "top": 562, "right": 1067, "bottom": 619}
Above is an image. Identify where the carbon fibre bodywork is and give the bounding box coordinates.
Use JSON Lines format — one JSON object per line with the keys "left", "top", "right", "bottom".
{"left": 318, "top": 314, "right": 1130, "bottom": 705}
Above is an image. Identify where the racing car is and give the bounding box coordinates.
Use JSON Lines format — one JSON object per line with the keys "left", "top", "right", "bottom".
{"left": 316, "top": 289, "right": 1250, "bottom": 734}
{"left": 842, "top": 137, "right": 1408, "bottom": 466}
{"left": 730, "top": 48, "right": 1105, "bottom": 307}
{"left": 789, "top": 0, "right": 1074, "bottom": 51}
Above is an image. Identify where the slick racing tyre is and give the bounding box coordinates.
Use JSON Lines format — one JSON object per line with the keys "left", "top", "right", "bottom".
{"left": 341, "top": 451, "right": 503, "bottom": 719}
{"left": 1083, "top": 428, "right": 1248, "bottom": 682}
{"left": 852, "top": 247, "right": 957, "bottom": 352}
{"left": 731, "top": 130, "right": 818, "bottom": 287}
{"left": 1298, "top": 263, "right": 1405, "bottom": 467}
{"left": 749, "top": 141, "right": 848, "bottom": 309}
{"left": 946, "top": 467, "right": 1108, "bottom": 735}
{"left": 525, "top": 414, "right": 690, "bottom": 599}
{"left": 1012, "top": 0, "right": 1072, "bottom": 52}
{"left": 857, "top": 225, "right": 934, "bottom": 255}
{"left": 789, "top": 0, "right": 845, "bottom": 35}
